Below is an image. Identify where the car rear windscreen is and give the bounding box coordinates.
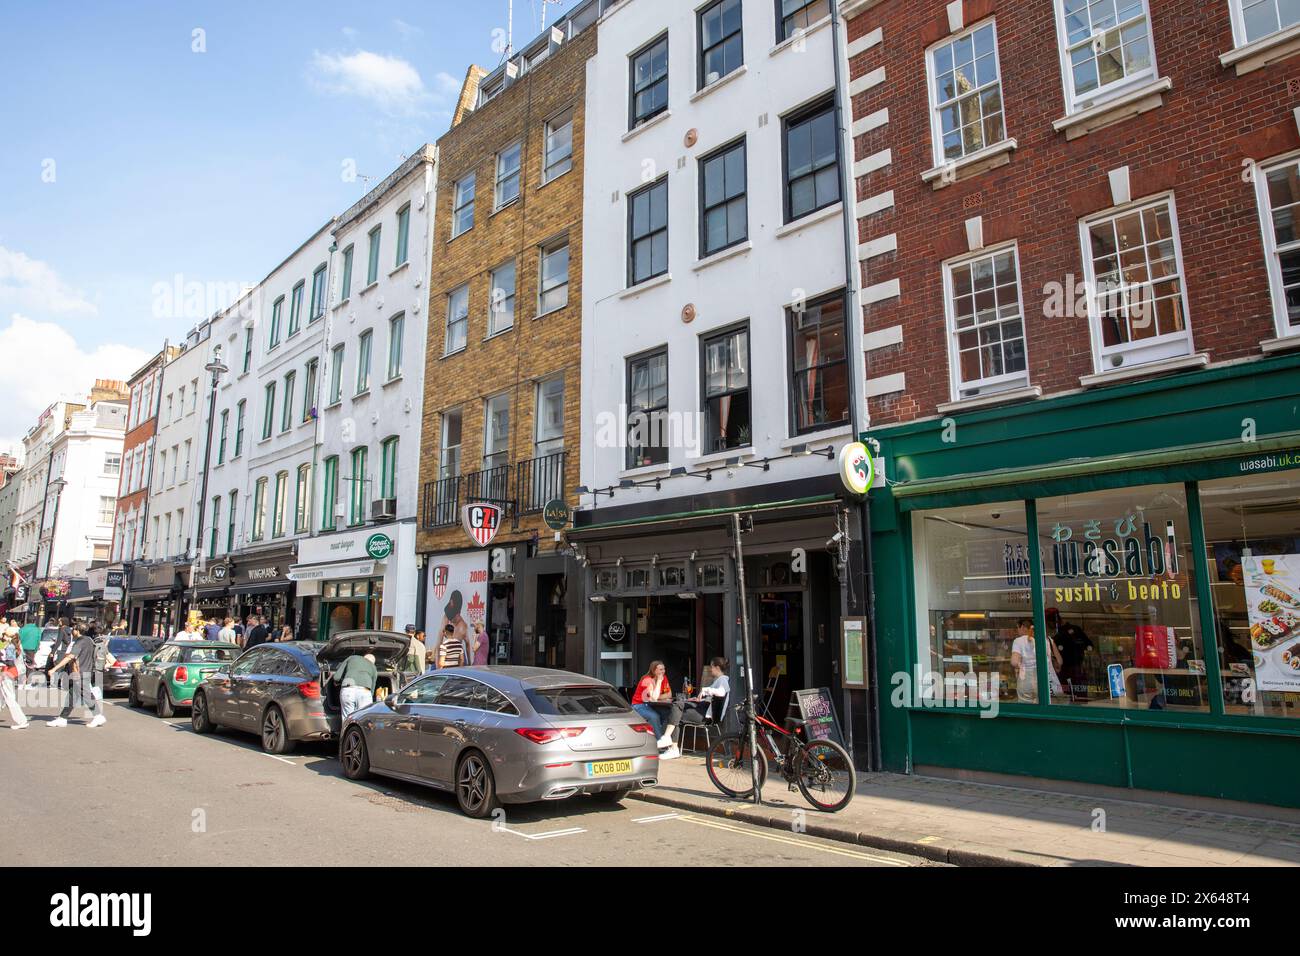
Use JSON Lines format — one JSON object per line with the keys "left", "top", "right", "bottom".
{"left": 187, "top": 647, "right": 236, "bottom": 662}
{"left": 526, "top": 686, "right": 631, "bottom": 716}
{"left": 109, "top": 639, "right": 150, "bottom": 653}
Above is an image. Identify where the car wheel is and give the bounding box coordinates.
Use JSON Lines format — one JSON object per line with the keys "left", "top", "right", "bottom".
{"left": 455, "top": 750, "right": 500, "bottom": 819}
{"left": 191, "top": 692, "right": 213, "bottom": 734}
{"left": 127, "top": 678, "right": 141, "bottom": 708}
{"left": 340, "top": 727, "right": 371, "bottom": 780}
{"left": 156, "top": 684, "right": 175, "bottom": 719}
{"left": 261, "top": 706, "right": 294, "bottom": 755}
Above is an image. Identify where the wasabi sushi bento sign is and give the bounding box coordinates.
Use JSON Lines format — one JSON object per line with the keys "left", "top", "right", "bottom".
{"left": 1244, "top": 554, "right": 1300, "bottom": 693}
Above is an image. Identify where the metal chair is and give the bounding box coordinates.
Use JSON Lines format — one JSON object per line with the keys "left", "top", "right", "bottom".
{"left": 678, "top": 692, "right": 729, "bottom": 754}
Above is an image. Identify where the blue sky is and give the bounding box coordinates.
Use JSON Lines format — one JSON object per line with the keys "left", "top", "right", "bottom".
{"left": 0, "top": 0, "right": 581, "bottom": 450}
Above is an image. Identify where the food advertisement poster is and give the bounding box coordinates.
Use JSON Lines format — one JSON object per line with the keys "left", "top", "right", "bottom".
{"left": 1244, "top": 554, "right": 1300, "bottom": 693}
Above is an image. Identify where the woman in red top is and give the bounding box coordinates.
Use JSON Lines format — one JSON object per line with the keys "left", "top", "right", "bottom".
{"left": 631, "top": 661, "right": 670, "bottom": 740}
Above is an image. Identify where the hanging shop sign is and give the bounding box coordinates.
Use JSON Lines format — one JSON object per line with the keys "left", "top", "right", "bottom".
{"left": 542, "top": 499, "right": 570, "bottom": 531}
{"left": 1244, "top": 553, "right": 1300, "bottom": 693}
{"left": 838, "top": 442, "right": 874, "bottom": 496}
{"left": 365, "top": 533, "right": 394, "bottom": 560}
{"left": 103, "top": 569, "right": 125, "bottom": 602}
{"left": 462, "top": 503, "right": 503, "bottom": 547}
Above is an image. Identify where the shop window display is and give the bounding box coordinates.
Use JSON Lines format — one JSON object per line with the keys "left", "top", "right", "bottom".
{"left": 1036, "top": 483, "right": 1207, "bottom": 711}
{"left": 1199, "top": 470, "right": 1300, "bottom": 719}
{"left": 916, "top": 501, "right": 1032, "bottom": 703}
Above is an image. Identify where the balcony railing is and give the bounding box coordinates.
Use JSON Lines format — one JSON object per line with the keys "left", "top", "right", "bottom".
{"left": 420, "top": 475, "right": 460, "bottom": 529}
{"left": 465, "top": 463, "right": 512, "bottom": 505}
{"left": 518, "top": 450, "right": 566, "bottom": 514}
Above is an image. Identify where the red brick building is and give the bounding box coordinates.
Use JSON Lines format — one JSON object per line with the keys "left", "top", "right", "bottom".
{"left": 841, "top": 0, "right": 1300, "bottom": 807}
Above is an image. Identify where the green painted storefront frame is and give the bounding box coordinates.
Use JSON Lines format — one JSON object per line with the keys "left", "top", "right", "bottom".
{"left": 865, "top": 351, "right": 1300, "bottom": 807}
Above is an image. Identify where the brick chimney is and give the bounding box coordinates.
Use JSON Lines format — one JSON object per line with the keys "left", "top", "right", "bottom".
{"left": 90, "top": 379, "right": 129, "bottom": 402}
{"left": 452, "top": 65, "right": 488, "bottom": 128}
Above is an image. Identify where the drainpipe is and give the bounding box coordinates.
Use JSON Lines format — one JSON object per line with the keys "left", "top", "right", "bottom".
{"left": 830, "top": 0, "right": 880, "bottom": 771}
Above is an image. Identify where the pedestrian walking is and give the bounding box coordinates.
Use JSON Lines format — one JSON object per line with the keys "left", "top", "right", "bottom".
{"left": 403, "top": 625, "right": 425, "bottom": 677}
{"left": 1, "top": 631, "right": 28, "bottom": 729}
{"left": 436, "top": 623, "right": 468, "bottom": 668}
{"left": 18, "top": 618, "right": 41, "bottom": 677}
{"left": 47, "top": 624, "right": 106, "bottom": 728}
{"left": 334, "top": 652, "right": 377, "bottom": 720}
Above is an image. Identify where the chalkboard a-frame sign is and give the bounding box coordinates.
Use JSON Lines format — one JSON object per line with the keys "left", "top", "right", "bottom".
{"left": 791, "top": 688, "right": 847, "bottom": 749}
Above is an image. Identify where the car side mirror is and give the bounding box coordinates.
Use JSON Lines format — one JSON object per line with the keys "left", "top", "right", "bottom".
{"left": 141, "top": 655, "right": 153, "bottom": 664}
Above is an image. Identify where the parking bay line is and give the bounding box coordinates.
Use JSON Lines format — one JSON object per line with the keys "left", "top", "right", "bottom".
{"left": 492, "top": 822, "right": 587, "bottom": 840}
{"left": 633, "top": 812, "right": 683, "bottom": 824}
{"left": 676, "top": 814, "right": 912, "bottom": 865}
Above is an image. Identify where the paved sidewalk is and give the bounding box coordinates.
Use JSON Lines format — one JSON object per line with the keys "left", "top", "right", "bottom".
{"left": 630, "top": 755, "right": 1300, "bottom": 867}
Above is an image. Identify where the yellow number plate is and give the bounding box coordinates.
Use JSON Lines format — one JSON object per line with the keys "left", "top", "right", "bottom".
{"left": 586, "top": 759, "right": 633, "bottom": 778}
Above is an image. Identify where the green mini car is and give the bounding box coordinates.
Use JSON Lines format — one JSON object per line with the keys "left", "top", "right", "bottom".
{"left": 129, "top": 641, "right": 241, "bottom": 718}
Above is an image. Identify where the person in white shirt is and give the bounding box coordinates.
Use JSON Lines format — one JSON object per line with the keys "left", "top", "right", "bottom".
{"left": 1011, "top": 618, "right": 1062, "bottom": 702}
{"left": 658, "top": 657, "right": 731, "bottom": 760}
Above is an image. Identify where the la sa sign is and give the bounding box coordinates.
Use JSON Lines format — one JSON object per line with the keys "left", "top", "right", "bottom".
{"left": 838, "top": 442, "right": 874, "bottom": 496}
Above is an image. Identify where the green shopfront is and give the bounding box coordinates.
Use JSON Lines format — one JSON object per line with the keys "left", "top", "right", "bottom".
{"left": 867, "top": 352, "right": 1300, "bottom": 808}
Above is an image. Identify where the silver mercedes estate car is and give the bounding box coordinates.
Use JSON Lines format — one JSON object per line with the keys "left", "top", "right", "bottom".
{"left": 338, "top": 666, "right": 659, "bottom": 817}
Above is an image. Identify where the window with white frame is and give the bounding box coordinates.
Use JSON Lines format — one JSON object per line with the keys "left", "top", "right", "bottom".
{"left": 489, "top": 261, "right": 516, "bottom": 335}
{"left": 104, "top": 452, "right": 121, "bottom": 476}
{"left": 98, "top": 496, "right": 116, "bottom": 525}
{"left": 539, "top": 238, "right": 569, "bottom": 315}
{"left": 495, "top": 141, "right": 522, "bottom": 209}
{"left": 543, "top": 108, "right": 574, "bottom": 183}
{"left": 483, "top": 393, "right": 511, "bottom": 471}
{"left": 944, "top": 246, "right": 1029, "bottom": 401}
{"left": 535, "top": 376, "right": 565, "bottom": 457}
{"left": 1233, "top": 0, "right": 1300, "bottom": 46}
{"left": 1081, "top": 196, "right": 1191, "bottom": 370}
{"left": 452, "top": 173, "right": 476, "bottom": 238}
{"left": 446, "top": 285, "right": 469, "bottom": 354}
{"left": 440, "top": 408, "right": 462, "bottom": 480}
{"left": 927, "top": 21, "right": 1006, "bottom": 166}
{"left": 1255, "top": 155, "right": 1300, "bottom": 339}
{"left": 1055, "top": 0, "right": 1154, "bottom": 113}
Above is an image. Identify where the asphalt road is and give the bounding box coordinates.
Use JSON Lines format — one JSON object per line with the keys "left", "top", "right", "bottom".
{"left": 2, "top": 692, "right": 926, "bottom": 867}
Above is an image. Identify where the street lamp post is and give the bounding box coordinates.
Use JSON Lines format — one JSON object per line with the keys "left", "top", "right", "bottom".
{"left": 192, "top": 346, "right": 229, "bottom": 585}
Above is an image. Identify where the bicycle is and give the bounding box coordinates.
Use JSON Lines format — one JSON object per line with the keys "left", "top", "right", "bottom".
{"left": 705, "top": 700, "right": 856, "bottom": 812}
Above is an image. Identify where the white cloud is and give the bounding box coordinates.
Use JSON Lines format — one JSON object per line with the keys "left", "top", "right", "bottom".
{"left": 0, "top": 314, "right": 149, "bottom": 447}
{"left": 392, "top": 18, "right": 423, "bottom": 40}
{"left": 0, "top": 246, "right": 97, "bottom": 319}
{"left": 309, "top": 49, "right": 431, "bottom": 116}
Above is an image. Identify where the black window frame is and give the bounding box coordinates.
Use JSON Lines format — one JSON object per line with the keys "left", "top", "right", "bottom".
{"left": 775, "top": 0, "right": 830, "bottom": 43}
{"left": 698, "top": 0, "right": 744, "bottom": 90}
{"left": 625, "top": 346, "right": 670, "bottom": 470}
{"left": 699, "top": 322, "right": 752, "bottom": 454}
{"left": 629, "top": 33, "right": 670, "bottom": 130}
{"left": 786, "top": 288, "right": 850, "bottom": 436}
{"left": 698, "top": 136, "right": 748, "bottom": 258}
{"left": 627, "top": 176, "right": 669, "bottom": 287}
{"left": 782, "top": 95, "right": 841, "bottom": 224}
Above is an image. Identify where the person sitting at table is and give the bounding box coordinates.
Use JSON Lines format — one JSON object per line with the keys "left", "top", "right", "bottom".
{"left": 631, "top": 660, "right": 671, "bottom": 740}
{"left": 658, "top": 657, "right": 730, "bottom": 760}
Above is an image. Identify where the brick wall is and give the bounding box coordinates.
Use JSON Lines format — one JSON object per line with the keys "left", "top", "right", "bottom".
{"left": 845, "top": 0, "right": 1300, "bottom": 427}
{"left": 416, "top": 26, "right": 595, "bottom": 555}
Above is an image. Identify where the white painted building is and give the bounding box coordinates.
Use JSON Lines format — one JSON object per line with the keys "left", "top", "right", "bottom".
{"left": 580, "top": 0, "right": 856, "bottom": 499}
{"left": 40, "top": 397, "right": 129, "bottom": 578}
{"left": 145, "top": 322, "right": 213, "bottom": 563}
{"left": 570, "top": 0, "right": 865, "bottom": 702}
{"left": 12, "top": 399, "right": 87, "bottom": 574}
{"left": 292, "top": 144, "right": 436, "bottom": 639}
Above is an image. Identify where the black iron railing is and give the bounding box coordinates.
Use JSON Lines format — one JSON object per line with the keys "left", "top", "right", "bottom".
{"left": 421, "top": 475, "right": 460, "bottom": 528}
{"left": 518, "top": 450, "right": 566, "bottom": 514}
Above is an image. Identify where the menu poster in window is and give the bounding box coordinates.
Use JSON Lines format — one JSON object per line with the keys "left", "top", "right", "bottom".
{"left": 1243, "top": 554, "right": 1300, "bottom": 693}
{"left": 791, "top": 688, "right": 846, "bottom": 749}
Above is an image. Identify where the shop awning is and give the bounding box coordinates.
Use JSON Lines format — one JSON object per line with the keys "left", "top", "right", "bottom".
{"left": 569, "top": 494, "right": 840, "bottom": 542}
{"left": 287, "top": 559, "right": 376, "bottom": 582}
{"left": 128, "top": 587, "right": 175, "bottom": 601}
{"left": 229, "top": 580, "right": 293, "bottom": 595}
{"left": 67, "top": 594, "right": 104, "bottom": 605}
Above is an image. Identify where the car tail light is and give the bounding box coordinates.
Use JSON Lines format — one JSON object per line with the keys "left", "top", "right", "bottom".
{"left": 514, "top": 727, "right": 585, "bottom": 745}
{"left": 629, "top": 723, "right": 655, "bottom": 735}
{"left": 174, "top": 666, "right": 188, "bottom": 683}
{"left": 297, "top": 680, "right": 322, "bottom": 699}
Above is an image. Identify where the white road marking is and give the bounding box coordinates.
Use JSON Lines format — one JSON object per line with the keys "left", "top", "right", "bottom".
{"left": 678, "top": 814, "right": 912, "bottom": 864}
{"left": 259, "top": 752, "right": 296, "bottom": 765}
{"left": 493, "top": 824, "right": 587, "bottom": 840}
{"left": 633, "top": 812, "right": 683, "bottom": 824}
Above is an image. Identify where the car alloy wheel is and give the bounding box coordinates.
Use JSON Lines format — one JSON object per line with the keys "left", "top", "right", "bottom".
{"left": 262, "top": 706, "right": 293, "bottom": 754}
{"left": 340, "top": 728, "right": 369, "bottom": 779}
{"left": 191, "top": 693, "right": 211, "bottom": 734}
{"left": 457, "top": 753, "right": 492, "bottom": 816}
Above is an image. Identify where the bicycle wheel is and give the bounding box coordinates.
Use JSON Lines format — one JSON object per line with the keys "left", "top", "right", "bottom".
{"left": 705, "top": 734, "right": 768, "bottom": 799}
{"left": 794, "top": 738, "right": 856, "bottom": 812}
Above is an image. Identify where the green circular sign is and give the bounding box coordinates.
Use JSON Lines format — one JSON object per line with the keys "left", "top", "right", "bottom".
{"left": 366, "top": 533, "right": 394, "bottom": 560}
{"left": 542, "top": 499, "right": 570, "bottom": 531}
